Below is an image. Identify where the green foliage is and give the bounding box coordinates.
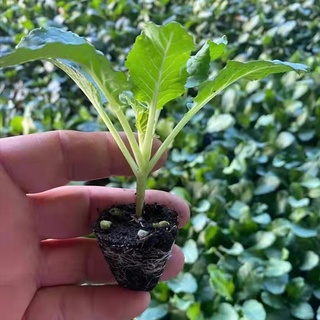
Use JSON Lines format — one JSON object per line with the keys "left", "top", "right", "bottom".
{"left": 126, "top": 22, "right": 195, "bottom": 109}
{"left": 0, "top": 22, "right": 304, "bottom": 218}
{"left": 1, "top": 0, "right": 320, "bottom": 319}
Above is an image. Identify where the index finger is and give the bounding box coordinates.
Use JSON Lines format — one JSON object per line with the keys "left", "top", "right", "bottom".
{"left": 0, "top": 130, "right": 165, "bottom": 193}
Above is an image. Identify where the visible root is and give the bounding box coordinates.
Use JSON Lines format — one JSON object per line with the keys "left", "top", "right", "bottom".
{"left": 101, "top": 243, "right": 173, "bottom": 291}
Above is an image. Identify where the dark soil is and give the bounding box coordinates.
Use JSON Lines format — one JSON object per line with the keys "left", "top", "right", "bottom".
{"left": 93, "top": 203, "right": 178, "bottom": 291}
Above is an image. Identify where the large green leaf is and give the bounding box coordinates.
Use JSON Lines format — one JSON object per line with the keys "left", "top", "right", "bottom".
{"left": 194, "top": 60, "right": 308, "bottom": 106}
{"left": 0, "top": 27, "right": 129, "bottom": 105}
{"left": 126, "top": 22, "right": 195, "bottom": 108}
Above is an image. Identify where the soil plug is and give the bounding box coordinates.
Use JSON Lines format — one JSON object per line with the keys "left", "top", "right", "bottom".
{"left": 94, "top": 203, "right": 178, "bottom": 291}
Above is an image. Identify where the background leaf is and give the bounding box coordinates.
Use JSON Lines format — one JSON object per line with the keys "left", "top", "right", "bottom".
{"left": 208, "top": 265, "right": 235, "bottom": 301}
{"left": 242, "top": 300, "right": 266, "bottom": 320}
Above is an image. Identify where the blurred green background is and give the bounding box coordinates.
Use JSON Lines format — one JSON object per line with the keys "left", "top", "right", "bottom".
{"left": 1, "top": 0, "right": 320, "bottom": 319}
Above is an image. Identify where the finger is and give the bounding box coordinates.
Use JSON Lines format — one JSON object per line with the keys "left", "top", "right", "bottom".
{"left": 30, "top": 186, "right": 190, "bottom": 240}
{"left": 39, "top": 238, "right": 184, "bottom": 287}
{"left": 22, "top": 285, "right": 150, "bottom": 320}
{"left": 0, "top": 130, "right": 165, "bottom": 193}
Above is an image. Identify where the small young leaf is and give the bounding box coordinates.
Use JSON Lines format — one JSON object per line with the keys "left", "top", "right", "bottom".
{"left": 126, "top": 22, "right": 195, "bottom": 108}
{"left": 119, "top": 91, "right": 148, "bottom": 133}
{"left": 208, "top": 36, "right": 228, "bottom": 61}
{"left": 186, "top": 37, "right": 228, "bottom": 88}
{"left": 185, "top": 41, "right": 211, "bottom": 88}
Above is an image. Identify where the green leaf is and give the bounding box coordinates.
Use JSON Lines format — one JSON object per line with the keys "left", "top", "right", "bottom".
{"left": 212, "top": 303, "right": 239, "bottom": 320}
{"left": 286, "top": 277, "right": 311, "bottom": 301}
{"left": 228, "top": 201, "right": 250, "bottom": 220}
{"left": 291, "top": 302, "right": 314, "bottom": 320}
{"left": 265, "top": 259, "right": 292, "bottom": 277}
{"left": 186, "top": 41, "right": 211, "bottom": 88}
{"left": 168, "top": 272, "right": 198, "bottom": 294}
{"left": 219, "top": 242, "right": 244, "bottom": 256}
{"left": 264, "top": 274, "right": 289, "bottom": 295}
{"left": 191, "top": 213, "right": 208, "bottom": 232}
{"left": 300, "top": 251, "right": 319, "bottom": 271}
{"left": 206, "top": 114, "right": 235, "bottom": 132}
{"left": 254, "top": 175, "right": 281, "bottom": 195}
{"left": 0, "top": 27, "right": 128, "bottom": 105}
{"left": 182, "top": 239, "right": 199, "bottom": 264}
{"left": 194, "top": 60, "right": 307, "bottom": 107}
{"left": 276, "top": 131, "right": 295, "bottom": 149}
{"left": 208, "top": 264, "right": 235, "bottom": 301}
{"left": 208, "top": 36, "right": 228, "bottom": 61}
{"left": 237, "top": 262, "right": 263, "bottom": 300}
{"left": 261, "top": 291, "right": 284, "bottom": 310}
{"left": 10, "top": 116, "right": 24, "bottom": 134}
{"left": 291, "top": 224, "right": 317, "bottom": 238}
{"left": 126, "top": 22, "right": 195, "bottom": 108}
{"left": 171, "top": 294, "right": 194, "bottom": 311}
{"left": 288, "top": 196, "right": 310, "bottom": 208}
{"left": 119, "top": 91, "right": 148, "bottom": 132}
{"left": 204, "top": 224, "right": 220, "bottom": 247}
{"left": 186, "top": 303, "right": 204, "bottom": 320}
{"left": 242, "top": 300, "right": 266, "bottom": 320}
{"left": 185, "top": 37, "right": 227, "bottom": 88}
{"left": 253, "top": 231, "right": 276, "bottom": 250}
{"left": 52, "top": 59, "right": 103, "bottom": 114}
{"left": 138, "top": 304, "right": 169, "bottom": 320}
{"left": 252, "top": 213, "right": 271, "bottom": 225}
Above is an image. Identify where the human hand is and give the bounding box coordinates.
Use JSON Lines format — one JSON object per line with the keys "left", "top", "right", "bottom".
{"left": 0, "top": 130, "right": 189, "bottom": 320}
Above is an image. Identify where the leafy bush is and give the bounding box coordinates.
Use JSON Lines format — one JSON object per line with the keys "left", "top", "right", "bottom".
{"left": 1, "top": 0, "right": 319, "bottom": 319}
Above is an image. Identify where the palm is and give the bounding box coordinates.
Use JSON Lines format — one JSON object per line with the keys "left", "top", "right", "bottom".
{"left": 0, "top": 131, "right": 189, "bottom": 320}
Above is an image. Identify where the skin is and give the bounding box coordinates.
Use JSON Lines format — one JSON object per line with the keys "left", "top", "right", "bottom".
{"left": 0, "top": 130, "right": 190, "bottom": 320}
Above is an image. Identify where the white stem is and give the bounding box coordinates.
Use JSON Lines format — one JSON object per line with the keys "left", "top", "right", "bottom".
{"left": 92, "top": 101, "right": 139, "bottom": 175}
{"left": 147, "top": 99, "right": 209, "bottom": 173}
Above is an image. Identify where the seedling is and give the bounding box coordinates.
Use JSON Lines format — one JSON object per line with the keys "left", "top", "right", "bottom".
{"left": 0, "top": 22, "right": 307, "bottom": 217}
{"left": 0, "top": 22, "right": 307, "bottom": 291}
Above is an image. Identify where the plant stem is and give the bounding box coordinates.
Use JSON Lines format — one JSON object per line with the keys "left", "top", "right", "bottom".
{"left": 91, "top": 75, "right": 143, "bottom": 168}
{"left": 141, "top": 102, "right": 157, "bottom": 161}
{"left": 134, "top": 103, "right": 160, "bottom": 218}
{"left": 135, "top": 172, "right": 148, "bottom": 218}
{"left": 92, "top": 101, "right": 139, "bottom": 175}
{"left": 147, "top": 100, "right": 209, "bottom": 172}
{"left": 113, "top": 108, "right": 144, "bottom": 166}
